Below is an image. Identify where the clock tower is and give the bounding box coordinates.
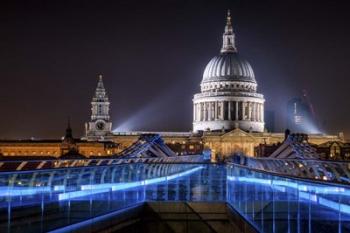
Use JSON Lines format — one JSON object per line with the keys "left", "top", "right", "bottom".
{"left": 85, "top": 75, "right": 113, "bottom": 141}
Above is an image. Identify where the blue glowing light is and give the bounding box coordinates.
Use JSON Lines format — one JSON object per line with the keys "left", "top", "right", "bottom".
{"left": 0, "top": 186, "right": 51, "bottom": 197}
{"left": 227, "top": 175, "right": 350, "bottom": 215}
{"left": 58, "top": 188, "right": 111, "bottom": 200}
{"left": 3, "top": 163, "right": 350, "bottom": 233}
{"left": 59, "top": 166, "right": 204, "bottom": 201}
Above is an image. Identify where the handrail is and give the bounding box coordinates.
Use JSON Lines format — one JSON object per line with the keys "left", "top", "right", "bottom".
{"left": 227, "top": 162, "right": 350, "bottom": 188}
{"left": 251, "top": 156, "right": 350, "bottom": 164}
{"left": 228, "top": 155, "right": 350, "bottom": 185}
{"left": 0, "top": 155, "right": 205, "bottom": 172}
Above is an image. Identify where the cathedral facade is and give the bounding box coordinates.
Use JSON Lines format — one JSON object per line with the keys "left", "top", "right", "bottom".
{"left": 110, "top": 11, "right": 344, "bottom": 159}
{"left": 193, "top": 10, "right": 265, "bottom": 133}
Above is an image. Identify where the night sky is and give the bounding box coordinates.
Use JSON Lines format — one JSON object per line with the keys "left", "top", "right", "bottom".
{"left": 1, "top": 0, "right": 350, "bottom": 139}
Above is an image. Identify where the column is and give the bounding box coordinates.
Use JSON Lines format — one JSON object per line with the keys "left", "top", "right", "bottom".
{"left": 197, "top": 103, "right": 201, "bottom": 121}
{"left": 248, "top": 102, "right": 252, "bottom": 121}
{"left": 220, "top": 102, "right": 224, "bottom": 120}
{"left": 252, "top": 102, "right": 256, "bottom": 121}
{"left": 261, "top": 104, "right": 264, "bottom": 122}
{"left": 242, "top": 102, "right": 246, "bottom": 120}
{"left": 235, "top": 101, "right": 238, "bottom": 121}
{"left": 200, "top": 103, "right": 203, "bottom": 121}
{"left": 208, "top": 102, "right": 211, "bottom": 121}
{"left": 228, "top": 101, "right": 231, "bottom": 120}
{"left": 197, "top": 104, "right": 200, "bottom": 121}
{"left": 217, "top": 102, "right": 221, "bottom": 120}
{"left": 197, "top": 104, "right": 199, "bottom": 121}
{"left": 193, "top": 104, "right": 196, "bottom": 122}
{"left": 214, "top": 101, "right": 218, "bottom": 120}
{"left": 212, "top": 102, "right": 215, "bottom": 121}
{"left": 208, "top": 102, "right": 212, "bottom": 121}
{"left": 206, "top": 103, "right": 209, "bottom": 121}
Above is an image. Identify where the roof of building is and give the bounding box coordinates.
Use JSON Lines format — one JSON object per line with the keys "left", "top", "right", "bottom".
{"left": 269, "top": 133, "right": 319, "bottom": 159}
{"left": 202, "top": 53, "right": 255, "bottom": 83}
{"left": 202, "top": 10, "right": 255, "bottom": 84}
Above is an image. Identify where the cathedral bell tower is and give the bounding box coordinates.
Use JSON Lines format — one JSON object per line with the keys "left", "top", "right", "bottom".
{"left": 85, "top": 75, "right": 113, "bottom": 141}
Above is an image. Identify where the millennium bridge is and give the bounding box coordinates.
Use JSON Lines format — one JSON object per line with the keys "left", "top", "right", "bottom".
{"left": 1, "top": 134, "right": 350, "bottom": 233}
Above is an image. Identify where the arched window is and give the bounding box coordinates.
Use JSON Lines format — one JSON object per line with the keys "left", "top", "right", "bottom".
{"left": 330, "top": 143, "right": 341, "bottom": 158}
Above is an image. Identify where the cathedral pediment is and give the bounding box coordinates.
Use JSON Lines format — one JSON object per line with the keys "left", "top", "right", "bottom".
{"left": 221, "top": 128, "right": 255, "bottom": 141}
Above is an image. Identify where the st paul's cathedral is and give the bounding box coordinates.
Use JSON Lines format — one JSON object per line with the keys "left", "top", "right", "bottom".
{"left": 0, "top": 11, "right": 344, "bottom": 160}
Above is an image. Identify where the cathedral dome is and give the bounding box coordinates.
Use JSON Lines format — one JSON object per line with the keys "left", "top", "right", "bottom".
{"left": 202, "top": 52, "right": 255, "bottom": 83}
{"left": 193, "top": 10, "right": 265, "bottom": 133}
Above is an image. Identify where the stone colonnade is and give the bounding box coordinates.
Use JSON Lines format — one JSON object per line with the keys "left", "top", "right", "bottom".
{"left": 193, "top": 100, "right": 264, "bottom": 122}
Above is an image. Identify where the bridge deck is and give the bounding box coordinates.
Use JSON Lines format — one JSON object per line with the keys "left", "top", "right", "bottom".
{"left": 0, "top": 162, "right": 350, "bottom": 233}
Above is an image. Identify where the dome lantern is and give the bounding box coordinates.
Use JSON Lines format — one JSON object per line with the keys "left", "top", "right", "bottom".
{"left": 221, "top": 9, "right": 236, "bottom": 53}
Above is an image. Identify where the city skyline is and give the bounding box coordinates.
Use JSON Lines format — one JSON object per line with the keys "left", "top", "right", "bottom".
{"left": 1, "top": 0, "right": 350, "bottom": 139}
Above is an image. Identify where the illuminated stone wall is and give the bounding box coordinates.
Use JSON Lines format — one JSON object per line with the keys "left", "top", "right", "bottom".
{"left": 0, "top": 130, "right": 344, "bottom": 159}
{"left": 0, "top": 142, "right": 61, "bottom": 157}
{"left": 112, "top": 130, "right": 345, "bottom": 159}
{"left": 0, "top": 141, "right": 120, "bottom": 158}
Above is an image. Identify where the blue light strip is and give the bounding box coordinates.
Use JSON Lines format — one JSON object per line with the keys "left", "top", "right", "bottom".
{"left": 58, "top": 166, "right": 204, "bottom": 201}
{"left": 318, "top": 197, "right": 350, "bottom": 215}
{"left": 58, "top": 188, "right": 111, "bottom": 200}
{"left": 0, "top": 166, "right": 203, "bottom": 200}
{"left": 299, "top": 191, "right": 317, "bottom": 202}
{"left": 227, "top": 175, "right": 350, "bottom": 215}
{"left": 0, "top": 184, "right": 66, "bottom": 197}
{"left": 227, "top": 176, "right": 349, "bottom": 195}
{"left": 0, "top": 186, "right": 51, "bottom": 197}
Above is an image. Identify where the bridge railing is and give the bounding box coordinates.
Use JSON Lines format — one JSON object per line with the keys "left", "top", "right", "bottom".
{"left": 228, "top": 155, "right": 350, "bottom": 185}
{"left": 0, "top": 155, "right": 205, "bottom": 172}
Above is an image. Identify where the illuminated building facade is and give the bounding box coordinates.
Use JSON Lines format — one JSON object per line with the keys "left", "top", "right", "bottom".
{"left": 193, "top": 10, "right": 265, "bottom": 133}
{"left": 110, "top": 12, "right": 344, "bottom": 159}
{"left": 85, "top": 75, "right": 113, "bottom": 141}
{"left": 0, "top": 129, "right": 119, "bottom": 159}
{"left": 112, "top": 130, "right": 344, "bottom": 160}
